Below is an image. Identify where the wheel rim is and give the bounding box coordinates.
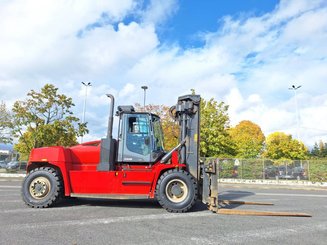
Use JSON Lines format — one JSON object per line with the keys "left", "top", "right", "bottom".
{"left": 165, "top": 179, "right": 188, "bottom": 203}
{"left": 29, "top": 177, "right": 51, "bottom": 199}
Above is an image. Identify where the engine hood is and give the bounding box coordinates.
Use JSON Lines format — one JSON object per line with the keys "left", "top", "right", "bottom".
{"left": 69, "top": 140, "right": 101, "bottom": 164}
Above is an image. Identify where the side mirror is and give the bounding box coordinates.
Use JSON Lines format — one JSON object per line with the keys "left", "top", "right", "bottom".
{"left": 144, "top": 136, "right": 150, "bottom": 145}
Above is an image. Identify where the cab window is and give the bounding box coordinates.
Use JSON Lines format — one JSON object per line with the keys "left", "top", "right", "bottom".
{"left": 126, "top": 115, "right": 150, "bottom": 156}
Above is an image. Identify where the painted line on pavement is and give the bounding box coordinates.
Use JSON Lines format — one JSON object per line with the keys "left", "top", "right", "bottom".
{"left": 0, "top": 179, "right": 22, "bottom": 182}
{"left": 0, "top": 185, "right": 21, "bottom": 188}
{"left": 0, "top": 200, "right": 21, "bottom": 203}
{"left": 190, "top": 223, "right": 327, "bottom": 244}
{"left": 0, "top": 194, "right": 20, "bottom": 197}
{"left": 0, "top": 173, "right": 25, "bottom": 178}
{"left": 221, "top": 191, "right": 327, "bottom": 198}
{"left": 2, "top": 211, "right": 213, "bottom": 230}
{"left": 0, "top": 205, "right": 94, "bottom": 214}
{"left": 256, "top": 192, "right": 327, "bottom": 198}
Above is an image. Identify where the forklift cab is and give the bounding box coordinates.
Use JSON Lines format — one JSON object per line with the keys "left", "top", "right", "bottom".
{"left": 97, "top": 100, "right": 166, "bottom": 171}
{"left": 117, "top": 106, "right": 165, "bottom": 163}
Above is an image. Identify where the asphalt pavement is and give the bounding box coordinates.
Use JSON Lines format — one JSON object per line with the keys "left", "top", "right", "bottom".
{"left": 0, "top": 178, "right": 326, "bottom": 245}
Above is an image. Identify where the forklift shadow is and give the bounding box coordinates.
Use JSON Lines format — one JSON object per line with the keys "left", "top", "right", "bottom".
{"left": 218, "top": 190, "right": 257, "bottom": 210}
{"left": 55, "top": 190, "right": 256, "bottom": 211}
{"left": 192, "top": 190, "right": 256, "bottom": 212}
{"left": 57, "top": 197, "right": 162, "bottom": 210}
{"left": 218, "top": 190, "right": 255, "bottom": 200}
{"left": 58, "top": 198, "right": 212, "bottom": 212}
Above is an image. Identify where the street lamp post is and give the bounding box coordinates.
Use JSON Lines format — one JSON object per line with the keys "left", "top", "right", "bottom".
{"left": 141, "top": 85, "right": 148, "bottom": 109}
{"left": 289, "top": 84, "right": 302, "bottom": 140}
{"left": 81, "top": 82, "right": 92, "bottom": 143}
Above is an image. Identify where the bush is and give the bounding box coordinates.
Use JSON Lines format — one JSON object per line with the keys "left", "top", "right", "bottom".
{"left": 309, "top": 160, "right": 327, "bottom": 182}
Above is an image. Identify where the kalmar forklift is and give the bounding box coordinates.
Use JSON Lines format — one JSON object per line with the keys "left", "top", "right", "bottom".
{"left": 22, "top": 94, "right": 311, "bottom": 216}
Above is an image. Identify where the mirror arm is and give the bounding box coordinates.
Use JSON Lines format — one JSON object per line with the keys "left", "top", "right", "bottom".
{"left": 160, "top": 138, "right": 186, "bottom": 163}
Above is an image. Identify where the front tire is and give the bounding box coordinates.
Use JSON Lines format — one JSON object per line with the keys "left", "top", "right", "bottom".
{"left": 155, "top": 169, "right": 198, "bottom": 213}
{"left": 22, "top": 167, "right": 63, "bottom": 208}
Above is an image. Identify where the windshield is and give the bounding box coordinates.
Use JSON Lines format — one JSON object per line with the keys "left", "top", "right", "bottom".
{"left": 152, "top": 115, "right": 165, "bottom": 152}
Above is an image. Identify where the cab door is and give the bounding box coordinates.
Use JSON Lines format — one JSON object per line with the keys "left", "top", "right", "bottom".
{"left": 117, "top": 113, "right": 152, "bottom": 163}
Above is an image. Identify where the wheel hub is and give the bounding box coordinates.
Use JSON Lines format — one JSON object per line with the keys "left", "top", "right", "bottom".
{"left": 29, "top": 177, "right": 51, "bottom": 199}
{"left": 165, "top": 179, "right": 188, "bottom": 203}
{"left": 171, "top": 185, "right": 182, "bottom": 196}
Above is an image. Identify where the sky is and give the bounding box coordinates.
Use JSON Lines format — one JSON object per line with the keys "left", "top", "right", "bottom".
{"left": 0, "top": 0, "right": 327, "bottom": 147}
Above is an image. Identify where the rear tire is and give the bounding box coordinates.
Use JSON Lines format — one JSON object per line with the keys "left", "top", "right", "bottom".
{"left": 155, "top": 169, "right": 198, "bottom": 213}
{"left": 22, "top": 167, "right": 63, "bottom": 208}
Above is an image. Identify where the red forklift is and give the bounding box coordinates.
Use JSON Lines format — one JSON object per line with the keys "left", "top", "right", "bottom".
{"left": 22, "top": 94, "right": 214, "bottom": 212}
{"left": 21, "top": 94, "right": 311, "bottom": 216}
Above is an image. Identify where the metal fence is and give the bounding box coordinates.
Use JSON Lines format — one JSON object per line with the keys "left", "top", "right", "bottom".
{"left": 1, "top": 158, "right": 326, "bottom": 183}
{"left": 202, "top": 158, "right": 327, "bottom": 183}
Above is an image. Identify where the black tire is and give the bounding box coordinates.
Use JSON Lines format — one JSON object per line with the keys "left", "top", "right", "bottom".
{"left": 22, "top": 167, "right": 63, "bottom": 208}
{"left": 155, "top": 169, "right": 198, "bottom": 213}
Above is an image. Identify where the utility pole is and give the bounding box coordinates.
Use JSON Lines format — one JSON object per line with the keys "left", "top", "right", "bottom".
{"left": 289, "top": 84, "right": 302, "bottom": 140}
{"left": 141, "top": 85, "right": 148, "bottom": 109}
{"left": 81, "top": 82, "right": 92, "bottom": 143}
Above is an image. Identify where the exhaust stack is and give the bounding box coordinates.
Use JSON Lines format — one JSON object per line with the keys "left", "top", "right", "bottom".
{"left": 106, "top": 94, "right": 115, "bottom": 139}
{"left": 97, "top": 94, "right": 116, "bottom": 171}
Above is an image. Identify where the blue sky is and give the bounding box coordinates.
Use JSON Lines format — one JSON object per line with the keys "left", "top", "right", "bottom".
{"left": 0, "top": 0, "right": 327, "bottom": 147}
{"left": 162, "top": 0, "right": 279, "bottom": 47}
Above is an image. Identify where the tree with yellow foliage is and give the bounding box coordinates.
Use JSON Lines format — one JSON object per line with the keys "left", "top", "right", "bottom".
{"left": 264, "top": 132, "right": 308, "bottom": 160}
{"left": 229, "top": 120, "right": 265, "bottom": 158}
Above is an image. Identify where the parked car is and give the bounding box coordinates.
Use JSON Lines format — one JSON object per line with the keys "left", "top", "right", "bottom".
{"left": 264, "top": 165, "right": 297, "bottom": 180}
{"left": 6, "top": 161, "right": 27, "bottom": 171}
{"left": 264, "top": 166, "right": 278, "bottom": 179}
{"left": 292, "top": 166, "right": 307, "bottom": 180}
{"left": 276, "top": 165, "right": 307, "bottom": 180}
{"left": 277, "top": 165, "right": 293, "bottom": 179}
{"left": 0, "top": 161, "right": 8, "bottom": 169}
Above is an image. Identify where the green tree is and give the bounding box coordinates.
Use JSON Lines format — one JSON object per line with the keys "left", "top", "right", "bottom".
{"left": 229, "top": 120, "right": 265, "bottom": 158}
{"left": 135, "top": 95, "right": 235, "bottom": 157}
{"left": 310, "top": 142, "right": 320, "bottom": 157}
{"left": 200, "top": 98, "right": 235, "bottom": 157}
{"left": 311, "top": 140, "right": 327, "bottom": 158}
{"left": 318, "top": 140, "right": 327, "bottom": 157}
{"left": 0, "top": 101, "right": 12, "bottom": 144}
{"left": 264, "top": 132, "right": 308, "bottom": 160}
{"left": 12, "top": 84, "right": 88, "bottom": 160}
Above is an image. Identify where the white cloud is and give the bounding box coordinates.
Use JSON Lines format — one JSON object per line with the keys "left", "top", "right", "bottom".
{"left": 142, "top": 0, "right": 179, "bottom": 25}
{"left": 1, "top": 0, "right": 327, "bottom": 147}
{"left": 119, "top": 83, "right": 135, "bottom": 97}
{"left": 0, "top": 0, "right": 135, "bottom": 72}
{"left": 225, "top": 88, "right": 245, "bottom": 113}
{"left": 272, "top": 0, "right": 323, "bottom": 22}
